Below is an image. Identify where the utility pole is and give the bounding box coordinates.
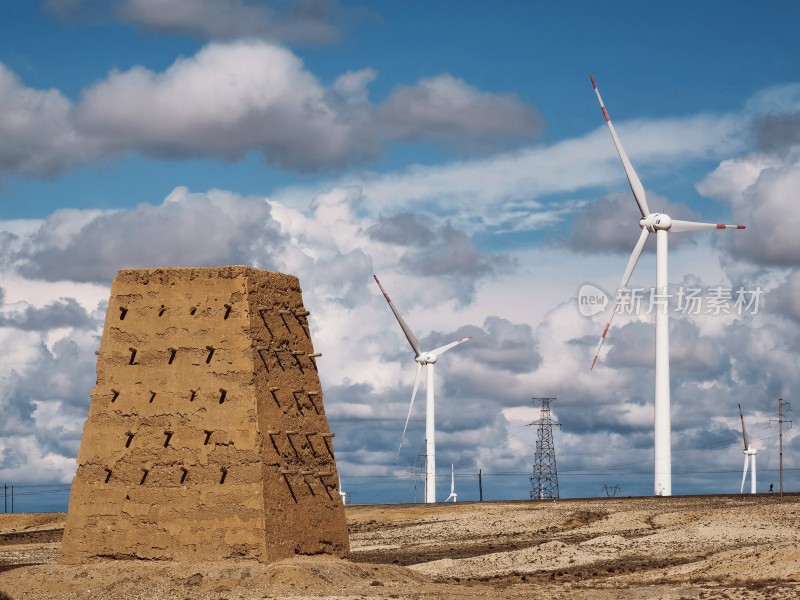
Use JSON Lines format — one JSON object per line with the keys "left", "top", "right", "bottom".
{"left": 529, "top": 397, "right": 562, "bottom": 500}
{"left": 478, "top": 469, "right": 483, "bottom": 502}
{"left": 770, "top": 398, "right": 792, "bottom": 500}
{"left": 3, "top": 483, "right": 6, "bottom": 514}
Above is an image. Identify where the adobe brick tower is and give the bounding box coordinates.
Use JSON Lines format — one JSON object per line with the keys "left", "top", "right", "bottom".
{"left": 62, "top": 266, "right": 349, "bottom": 563}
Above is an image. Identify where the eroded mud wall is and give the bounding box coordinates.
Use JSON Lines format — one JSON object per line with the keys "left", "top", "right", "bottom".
{"left": 62, "top": 266, "right": 349, "bottom": 563}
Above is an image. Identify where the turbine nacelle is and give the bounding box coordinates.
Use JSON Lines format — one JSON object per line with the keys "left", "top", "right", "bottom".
{"left": 416, "top": 352, "right": 438, "bottom": 365}
{"left": 641, "top": 213, "right": 673, "bottom": 232}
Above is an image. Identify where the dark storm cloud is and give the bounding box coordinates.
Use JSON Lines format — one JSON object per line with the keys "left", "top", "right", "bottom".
{"left": 7, "top": 193, "right": 285, "bottom": 283}
{"left": 605, "top": 318, "right": 723, "bottom": 374}
{"left": 367, "top": 213, "right": 436, "bottom": 247}
{"left": 559, "top": 401, "right": 652, "bottom": 438}
{"left": 119, "top": 0, "right": 346, "bottom": 45}
{"left": 0, "top": 297, "right": 95, "bottom": 331}
{"left": 1, "top": 38, "right": 542, "bottom": 180}
{"left": 0, "top": 333, "right": 95, "bottom": 470}
{"left": 427, "top": 316, "right": 541, "bottom": 375}
{"left": 718, "top": 321, "right": 798, "bottom": 400}
{"left": 0, "top": 64, "right": 106, "bottom": 179}
{"left": 0, "top": 374, "right": 38, "bottom": 432}
{"left": 769, "top": 269, "right": 800, "bottom": 322}
{"left": 400, "top": 223, "right": 516, "bottom": 304}
{"left": 304, "top": 249, "right": 374, "bottom": 309}
{"left": 752, "top": 112, "right": 800, "bottom": 152}
{"left": 46, "top": 0, "right": 355, "bottom": 45}
{"left": 8, "top": 338, "right": 97, "bottom": 412}
{"left": 726, "top": 163, "right": 800, "bottom": 266}
{"left": 377, "top": 74, "right": 542, "bottom": 151}
{"left": 566, "top": 194, "right": 701, "bottom": 253}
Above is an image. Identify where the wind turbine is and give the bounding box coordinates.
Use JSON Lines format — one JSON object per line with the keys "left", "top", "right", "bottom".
{"left": 445, "top": 464, "right": 458, "bottom": 502}
{"left": 337, "top": 467, "right": 348, "bottom": 505}
{"left": 738, "top": 403, "right": 757, "bottom": 494}
{"left": 373, "top": 275, "right": 471, "bottom": 503}
{"left": 588, "top": 75, "right": 746, "bottom": 497}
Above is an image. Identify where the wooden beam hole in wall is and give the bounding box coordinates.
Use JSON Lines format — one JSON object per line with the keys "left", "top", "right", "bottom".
{"left": 281, "top": 472, "right": 298, "bottom": 503}
{"left": 305, "top": 433, "right": 318, "bottom": 456}
{"left": 269, "top": 386, "right": 280, "bottom": 406}
{"left": 285, "top": 431, "right": 300, "bottom": 457}
{"left": 119, "top": 307, "right": 128, "bottom": 320}
{"left": 301, "top": 470, "right": 316, "bottom": 496}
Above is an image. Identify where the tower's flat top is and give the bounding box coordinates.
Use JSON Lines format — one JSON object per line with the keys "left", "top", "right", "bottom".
{"left": 115, "top": 266, "right": 299, "bottom": 286}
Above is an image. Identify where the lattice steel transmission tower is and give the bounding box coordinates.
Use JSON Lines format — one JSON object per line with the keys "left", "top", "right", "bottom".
{"left": 529, "top": 397, "right": 561, "bottom": 500}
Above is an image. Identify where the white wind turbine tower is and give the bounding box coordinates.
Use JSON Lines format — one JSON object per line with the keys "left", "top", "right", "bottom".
{"left": 589, "top": 75, "right": 746, "bottom": 497}
{"left": 445, "top": 464, "right": 458, "bottom": 502}
{"left": 738, "top": 403, "right": 757, "bottom": 494}
{"left": 374, "top": 275, "right": 471, "bottom": 503}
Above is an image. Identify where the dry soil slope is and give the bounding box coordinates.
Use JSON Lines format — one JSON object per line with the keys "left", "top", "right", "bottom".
{"left": 0, "top": 495, "right": 798, "bottom": 599}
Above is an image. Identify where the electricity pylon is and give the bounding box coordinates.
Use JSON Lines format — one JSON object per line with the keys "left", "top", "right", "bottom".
{"left": 529, "top": 397, "right": 561, "bottom": 500}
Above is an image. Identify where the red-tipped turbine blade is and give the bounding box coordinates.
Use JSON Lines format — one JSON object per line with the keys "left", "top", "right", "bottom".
{"left": 430, "top": 336, "right": 472, "bottom": 358}
{"left": 591, "top": 228, "right": 650, "bottom": 369}
{"left": 590, "top": 75, "right": 651, "bottom": 218}
{"left": 670, "top": 219, "right": 747, "bottom": 233}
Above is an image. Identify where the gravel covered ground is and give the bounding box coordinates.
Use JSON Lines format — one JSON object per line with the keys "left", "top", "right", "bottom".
{"left": 0, "top": 494, "right": 798, "bottom": 599}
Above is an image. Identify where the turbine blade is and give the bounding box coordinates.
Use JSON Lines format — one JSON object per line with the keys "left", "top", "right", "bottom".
{"left": 741, "top": 454, "right": 749, "bottom": 494}
{"left": 591, "top": 228, "right": 650, "bottom": 369}
{"left": 430, "top": 336, "right": 472, "bottom": 357}
{"left": 374, "top": 275, "right": 422, "bottom": 356}
{"left": 394, "top": 363, "right": 423, "bottom": 465}
{"left": 738, "top": 403, "right": 750, "bottom": 450}
{"left": 590, "top": 75, "right": 651, "bottom": 218}
{"left": 670, "top": 219, "right": 747, "bottom": 233}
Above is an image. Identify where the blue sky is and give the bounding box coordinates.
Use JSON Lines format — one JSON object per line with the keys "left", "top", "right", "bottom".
{"left": 1, "top": 0, "right": 799, "bottom": 510}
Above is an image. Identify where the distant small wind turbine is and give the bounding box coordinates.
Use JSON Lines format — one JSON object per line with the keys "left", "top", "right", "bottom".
{"left": 337, "top": 467, "right": 348, "bottom": 505}
{"left": 445, "top": 464, "right": 458, "bottom": 502}
{"left": 739, "top": 403, "right": 757, "bottom": 494}
{"left": 373, "top": 275, "right": 471, "bottom": 503}
{"left": 588, "top": 75, "right": 746, "bottom": 497}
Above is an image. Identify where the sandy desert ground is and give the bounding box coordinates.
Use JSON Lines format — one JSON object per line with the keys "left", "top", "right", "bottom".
{"left": 0, "top": 494, "right": 798, "bottom": 599}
